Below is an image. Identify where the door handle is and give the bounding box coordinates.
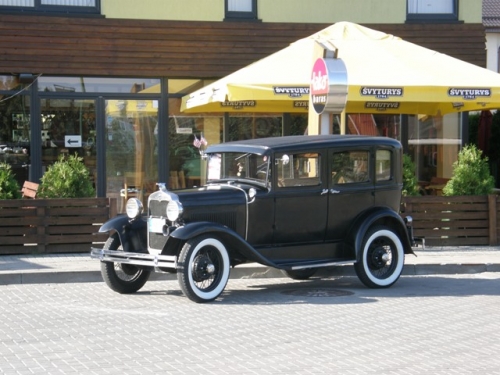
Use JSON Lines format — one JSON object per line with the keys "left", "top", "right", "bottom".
{"left": 330, "top": 189, "right": 340, "bottom": 194}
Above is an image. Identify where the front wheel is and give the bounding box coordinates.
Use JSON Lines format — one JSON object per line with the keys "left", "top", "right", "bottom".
{"left": 354, "top": 226, "right": 404, "bottom": 288}
{"left": 177, "top": 235, "right": 230, "bottom": 303}
{"left": 100, "top": 233, "right": 150, "bottom": 294}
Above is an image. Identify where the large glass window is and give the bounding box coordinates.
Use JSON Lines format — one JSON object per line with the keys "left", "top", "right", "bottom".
{"left": 228, "top": 114, "right": 282, "bottom": 141}
{"left": 0, "top": 0, "right": 100, "bottom": 13}
{"left": 168, "top": 98, "right": 223, "bottom": 189}
{"left": 406, "top": 0, "right": 458, "bottom": 22}
{"left": 346, "top": 114, "right": 401, "bottom": 141}
{"left": 0, "top": 92, "right": 30, "bottom": 186}
{"left": 407, "top": 113, "right": 462, "bottom": 194}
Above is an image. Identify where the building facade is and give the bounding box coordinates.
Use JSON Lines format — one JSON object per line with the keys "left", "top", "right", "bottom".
{"left": 484, "top": 0, "right": 500, "bottom": 72}
{"left": 0, "top": 0, "right": 485, "bottom": 207}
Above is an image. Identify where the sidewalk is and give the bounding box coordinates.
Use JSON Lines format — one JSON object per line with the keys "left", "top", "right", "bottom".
{"left": 1, "top": 246, "right": 500, "bottom": 285}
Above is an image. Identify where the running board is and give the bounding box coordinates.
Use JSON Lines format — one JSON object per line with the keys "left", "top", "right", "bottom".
{"left": 276, "top": 259, "right": 355, "bottom": 271}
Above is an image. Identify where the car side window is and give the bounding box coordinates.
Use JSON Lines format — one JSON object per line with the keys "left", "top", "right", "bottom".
{"left": 376, "top": 149, "right": 392, "bottom": 182}
{"left": 331, "top": 151, "right": 370, "bottom": 185}
{"left": 276, "top": 152, "right": 321, "bottom": 188}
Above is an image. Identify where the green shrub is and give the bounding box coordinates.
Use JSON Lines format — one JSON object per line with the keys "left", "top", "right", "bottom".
{"left": 38, "top": 153, "right": 95, "bottom": 198}
{"left": 402, "top": 154, "right": 420, "bottom": 196}
{"left": 0, "top": 163, "right": 21, "bottom": 199}
{"left": 442, "top": 144, "right": 495, "bottom": 196}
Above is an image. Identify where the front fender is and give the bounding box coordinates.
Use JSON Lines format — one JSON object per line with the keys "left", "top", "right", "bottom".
{"left": 170, "top": 222, "right": 278, "bottom": 267}
{"left": 345, "top": 208, "right": 414, "bottom": 262}
{"left": 98, "top": 215, "right": 147, "bottom": 253}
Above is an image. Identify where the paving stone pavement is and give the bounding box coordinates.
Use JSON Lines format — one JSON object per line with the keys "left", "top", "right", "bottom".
{"left": 0, "top": 273, "right": 499, "bottom": 374}
{"left": 0, "top": 245, "right": 499, "bottom": 285}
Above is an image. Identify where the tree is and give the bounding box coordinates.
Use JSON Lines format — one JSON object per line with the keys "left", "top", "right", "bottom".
{"left": 38, "top": 154, "right": 95, "bottom": 198}
{"left": 442, "top": 144, "right": 494, "bottom": 196}
{"left": 402, "top": 154, "right": 420, "bottom": 196}
{"left": 0, "top": 163, "right": 21, "bottom": 199}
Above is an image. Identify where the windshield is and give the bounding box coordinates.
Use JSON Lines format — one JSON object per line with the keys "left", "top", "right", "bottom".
{"left": 207, "top": 152, "right": 270, "bottom": 185}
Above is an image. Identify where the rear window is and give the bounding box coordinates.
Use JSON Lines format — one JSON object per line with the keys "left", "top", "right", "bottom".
{"left": 376, "top": 149, "right": 392, "bottom": 182}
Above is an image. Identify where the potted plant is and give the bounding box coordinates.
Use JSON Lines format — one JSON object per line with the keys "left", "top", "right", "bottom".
{"left": 443, "top": 144, "right": 494, "bottom": 196}
{"left": 0, "top": 162, "right": 21, "bottom": 199}
{"left": 37, "top": 153, "right": 95, "bottom": 198}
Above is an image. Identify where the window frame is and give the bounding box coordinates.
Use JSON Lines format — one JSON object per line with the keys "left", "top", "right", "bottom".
{"left": 406, "top": 0, "right": 459, "bottom": 23}
{"left": 224, "top": 0, "right": 258, "bottom": 21}
{"left": 0, "top": 0, "right": 100, "bottom": 15}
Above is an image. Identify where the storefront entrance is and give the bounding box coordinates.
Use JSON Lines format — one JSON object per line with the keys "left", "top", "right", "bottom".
{"left": 1, "top": 75, "right": 161, "bottom": 211}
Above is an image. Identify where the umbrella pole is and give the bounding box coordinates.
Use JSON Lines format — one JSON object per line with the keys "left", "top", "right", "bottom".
{"left": 339, "top": 112, "right": 346, "bottom": 135}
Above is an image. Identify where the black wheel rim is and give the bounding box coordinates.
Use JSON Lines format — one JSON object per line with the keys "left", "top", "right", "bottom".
{"left": 114, "top": 263, "right": 142, "bottom": 282}
{"left": 366, "top": 236, "right": 397, "bottom": 279}
{"left": 191, "top": 246, "right": 223, "bottom": 292}
{"left": 111, "top": 242, "right": 142, "bottom": 282}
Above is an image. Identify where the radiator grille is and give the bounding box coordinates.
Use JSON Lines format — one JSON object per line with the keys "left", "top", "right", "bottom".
{"left": 149, "top": 200, "right": 168, "bottom": 217}
{"left": 149, "top": 232, "right": 168, "bottom": 251}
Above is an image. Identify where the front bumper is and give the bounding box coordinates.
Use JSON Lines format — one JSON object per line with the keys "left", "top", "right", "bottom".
{"left": 90, "top": 248, "right": 177, "bottom": 271}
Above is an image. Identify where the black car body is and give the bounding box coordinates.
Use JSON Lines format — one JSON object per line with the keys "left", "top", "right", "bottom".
{"left": 91, "top": 135, "right": 415, "bottom": 302}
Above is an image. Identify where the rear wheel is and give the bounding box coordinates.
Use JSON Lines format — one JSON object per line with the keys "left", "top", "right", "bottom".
{"left": 100, "top": 233, "right": 150, "bottom": 294}
{"left": 177, "top": 235, "right": 230, "bottom": 303}
{"left": 354, "top": 226, "right": 404, "bottom": 288}
{"left": 281, "top": 268, "right": 317, "bottom": 280}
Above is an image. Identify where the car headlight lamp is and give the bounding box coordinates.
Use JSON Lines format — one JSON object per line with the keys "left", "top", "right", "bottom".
{"left": 126, "top": 198, "right": 143, "bottom": 219}
{"left": 166, "top": 200, "right": 183, "bottom": 221}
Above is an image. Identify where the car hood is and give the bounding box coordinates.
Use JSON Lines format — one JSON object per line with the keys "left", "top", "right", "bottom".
{"left": 176, "top": 183, "right": 254, "bottom": 208}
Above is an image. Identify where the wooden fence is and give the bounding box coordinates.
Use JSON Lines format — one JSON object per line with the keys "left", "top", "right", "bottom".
{"left": 402, "top": 195, "right": 499, "bottom": 246}
{"left": 0, "top": 198, "right": 117, "bottom": 255}
{"left": 1, "top": 195, "right": 498, "bottom": 255}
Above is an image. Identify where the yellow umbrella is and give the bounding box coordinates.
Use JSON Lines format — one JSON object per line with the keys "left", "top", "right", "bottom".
{"left": 181, "top": 22, "right": 500, "bottom": 116}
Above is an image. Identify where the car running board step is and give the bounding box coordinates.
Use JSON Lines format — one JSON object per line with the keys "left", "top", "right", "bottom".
{"left": 276, "top": 259, "right": 355, "bottom": 270}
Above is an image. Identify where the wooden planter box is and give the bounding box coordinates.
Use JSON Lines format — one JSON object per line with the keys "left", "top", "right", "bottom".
{"left": 0, "top": 198, "right": 118, "bottom": 255}
{"left": 402, "top": 195, "right": 499, "bottom": 246}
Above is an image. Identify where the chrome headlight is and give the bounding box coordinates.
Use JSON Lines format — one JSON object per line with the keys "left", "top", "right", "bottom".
{"left": 126, "top": 198, "right": 143, "bottom": 219}
{"left": 166, "top": 200, "right": 183, "bottom": 221}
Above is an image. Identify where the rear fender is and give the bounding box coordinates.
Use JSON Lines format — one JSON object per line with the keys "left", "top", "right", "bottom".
{"left": 345, "top": 208, "right": 414, "bottom": 262}
{"left": 171, "top": 222, "right": 278, "bottom": 267}
{"left": 98, "top": 215, "right": 147, "bottom": 253}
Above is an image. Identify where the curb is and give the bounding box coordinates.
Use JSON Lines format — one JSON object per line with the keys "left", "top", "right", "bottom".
{"left": 1, "top": 262, "right": 500, "bottom": 285}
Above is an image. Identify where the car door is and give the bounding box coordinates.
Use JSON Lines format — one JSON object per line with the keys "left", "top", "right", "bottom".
{"left": 325, "top": 147, "right": 375, "bottom": 242}
{"left": 272, "top": 150, "right": 328, "bottom": 246}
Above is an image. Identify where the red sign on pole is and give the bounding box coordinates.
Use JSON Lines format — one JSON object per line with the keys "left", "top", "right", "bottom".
{"left": 310, "top": 57, "right": 348, "bottom": 115}
{"left": 311, "top": 58, "right": 329, "bottom": 114}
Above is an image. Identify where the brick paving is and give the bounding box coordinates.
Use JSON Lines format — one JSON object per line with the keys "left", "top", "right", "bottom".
{"left": 0, "top": 274, "right": 499, "bottom": 374}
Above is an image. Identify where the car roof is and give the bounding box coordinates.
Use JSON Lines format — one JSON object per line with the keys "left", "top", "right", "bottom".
{"left": 206, "top": 135, "right": 402, "bottom": 155}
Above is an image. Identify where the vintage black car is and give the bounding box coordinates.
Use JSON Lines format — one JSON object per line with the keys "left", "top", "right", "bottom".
{"left": 91, "top": 135, "right": 415, "bottom": 303}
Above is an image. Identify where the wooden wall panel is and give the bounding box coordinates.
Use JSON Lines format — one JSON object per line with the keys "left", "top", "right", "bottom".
{"left": 0, "top": 14, "right": 486, "bottom": 78}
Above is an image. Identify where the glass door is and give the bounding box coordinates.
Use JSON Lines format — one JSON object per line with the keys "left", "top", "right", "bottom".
{"left": 40, "top": 98, "right": 97, "bottom": 187}
{"left": 105, "top": 99, "right": 159, "bottom": 212}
